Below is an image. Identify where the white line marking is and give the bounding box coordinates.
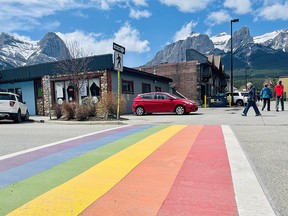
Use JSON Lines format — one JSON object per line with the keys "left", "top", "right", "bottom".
{"left": 0, "top": 125, "right": 130, "bottom": 161}
{"left": 222, "top": 125, "right": 275, "bottom": 216}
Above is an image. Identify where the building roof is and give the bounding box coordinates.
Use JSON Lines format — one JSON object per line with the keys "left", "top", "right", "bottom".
{"left": 0, "top": 54, "right": 114, "bottom": 83}
{"left": 124, "top": 67, "right": 172, "bottom": 82}
{"left": 0, "top": 53, "right": 172, "bottom": 84}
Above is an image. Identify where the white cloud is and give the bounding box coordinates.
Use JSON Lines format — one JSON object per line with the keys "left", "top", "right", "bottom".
{"left": 56, "top": 23, "right": 150, "bottom": 56}
{"left": 132, "top": 0, "right": 148, "bottom": 6}
{"left": 158, "top": 0, "right": 212, "bottom": 13}
{"left": 173, "top": 21, "right": 197, "bottom": 42}
{"left": 205, "top": 10, "right": 231, "bottom": 26}
{"left": 129, "top": 8, "right": 151, "bottom": 19}
{"left": 224, "top": 0, "right": 252, "bottom": 14}
{"left": 257, "top": 3, "right": 288, "bottom": 20}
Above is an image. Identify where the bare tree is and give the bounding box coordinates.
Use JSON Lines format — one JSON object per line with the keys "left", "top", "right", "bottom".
{"left": 54, "top": 41, "right": 93, "bottom": 102}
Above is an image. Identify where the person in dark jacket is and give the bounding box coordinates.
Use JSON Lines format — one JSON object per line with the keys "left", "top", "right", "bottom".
{"left": 260, "top": 83, "right": 273, "bottom": 111}
{"left": 242, "top": 82, "right": 261, "bottom": 116}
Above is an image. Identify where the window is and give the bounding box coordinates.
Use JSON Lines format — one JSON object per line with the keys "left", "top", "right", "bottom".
{"left": 36, "top": 80, "right": 43, "bottom": 98}
{"left": 142, "top": 83, "right": 151, "bottom": 93}
{"left": 140, "top": 93, "right": 154, "bottom": 99}
{"left": 155, "top": 93, "right": 168, "bottom": 100}
{"left": 122, "top": 80, "right": 134, "bottom": 94}
{"left": 155, "top": 86, "right": 161, "bottom": 92}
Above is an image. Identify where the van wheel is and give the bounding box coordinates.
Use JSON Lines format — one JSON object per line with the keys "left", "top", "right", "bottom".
{"left": 175, "top": 105, "right": 185, "bottom": 115}
{"left": 135, "top": 107, "right": 145, "bottom": 116}
{"left": 236, "top": 100, "right": 244, "bottom": 106}
{"left": 14, "top": 110, "right": 22, "bottom": 123}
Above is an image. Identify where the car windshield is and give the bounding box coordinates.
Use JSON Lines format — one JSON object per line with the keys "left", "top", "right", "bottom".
{"left": 0, "top": 94, "right": 15, "bottom": 100}
{"left": 168, "top": 93, "right": 181, "bottom": 99}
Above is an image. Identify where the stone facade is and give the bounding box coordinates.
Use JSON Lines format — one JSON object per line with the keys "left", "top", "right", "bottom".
{"left": 40, "top": 72, "right": 109, "bottom": 116}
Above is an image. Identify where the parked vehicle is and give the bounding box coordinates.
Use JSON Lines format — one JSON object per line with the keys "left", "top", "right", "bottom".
{"left": 0, "top": 92, "right": 29, "bottom": 123}
{"left": 226, "top": 91, "right": 248, "bottom": 106}
{"left": 132, "top": 92, "right": 198, "bottom": 116}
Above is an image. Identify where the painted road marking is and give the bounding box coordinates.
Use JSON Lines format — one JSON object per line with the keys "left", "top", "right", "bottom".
{"left": 81, "top": 125, "right": 203, "bottom": 216}
{"left": 158, "top": 125, "right": 238, "bottom": 216}
{"left": 0, "top": 125, "right": 167, "bottom": 215}
{"left": 0, "top": 125, "right": 149, "bottom": 188}
{"left": 0, "top": 125, "right": 131, "bottom": 161}
{"left": 0, "top": 125, "right": 276, "bottom": 216}
{"left": 222, "top": 125, "right": 275, "bottom": 216}
{"left": 7, "top": 125, "right": 185, "bottom": 216}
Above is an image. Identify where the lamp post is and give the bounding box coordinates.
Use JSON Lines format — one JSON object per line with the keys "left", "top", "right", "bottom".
{"left": 230, "top": 18, "right": 239, "bottom": 106}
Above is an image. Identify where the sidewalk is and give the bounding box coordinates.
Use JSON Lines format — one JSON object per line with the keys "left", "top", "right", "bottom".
{"left": 30, "top": 101, "right": 288, "bottom": 126}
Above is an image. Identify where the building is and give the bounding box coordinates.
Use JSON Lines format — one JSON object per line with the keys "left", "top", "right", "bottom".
{"left": 137, "top": 49, "right": 228, "bottom": 105}
{"left": 0, "top": 54, "right": 172, "bottom": 115}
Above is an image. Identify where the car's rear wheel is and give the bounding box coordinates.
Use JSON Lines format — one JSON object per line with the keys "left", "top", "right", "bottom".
{"left": 22, "top": 110, "right": 29, "bottom": 121}
{"left": 175, "top": 105, "right": 185, "bottom": 115}
{"left": 135, "top": 106, "right": 145, "bottom": 116}
{"left": 14, "top": 110, "right": 22, "bottom": 123}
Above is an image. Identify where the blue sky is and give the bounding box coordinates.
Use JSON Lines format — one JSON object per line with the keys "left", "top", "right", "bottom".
{"left": 1, "top": 0, "right": 288, "bottom": 67}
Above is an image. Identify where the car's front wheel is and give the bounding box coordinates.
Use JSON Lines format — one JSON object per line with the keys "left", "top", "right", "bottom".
{"left": 175, "top": 105, "right": 185, "bottom": 115}
{"left": 135, "top": 106, "right": 145, "bottom": 116}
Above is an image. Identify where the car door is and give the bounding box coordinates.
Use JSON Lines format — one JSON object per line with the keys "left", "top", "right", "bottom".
{"left": 140, "top": 93, "right": 155, "bottom": 113}
{"left": 154, "top": 93, "right": 173, "bottom": 112}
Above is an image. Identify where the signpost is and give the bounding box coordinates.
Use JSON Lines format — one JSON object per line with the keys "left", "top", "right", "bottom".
{"left": 113, "top": 43, "right": 125, "bottom": 120}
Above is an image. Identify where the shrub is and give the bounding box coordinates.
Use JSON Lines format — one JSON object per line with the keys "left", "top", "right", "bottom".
{"left": 75, "top": 104, "right": 89, "bottom": 121}
{"left": 96, "top": 92, "right": 127, "bottom": 119}
{"left": 82, "top": 96, "right": 97, "bottom": 117}
{"left": 53, "top": 104, "right": 62, "bottom": 119}
{"left": 62, "top": 102, "right": 76, "bottom": 120}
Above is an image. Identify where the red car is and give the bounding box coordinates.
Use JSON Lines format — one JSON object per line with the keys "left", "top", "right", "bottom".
{"left": 132, "top": 92, "right": 198, "bottom": 116}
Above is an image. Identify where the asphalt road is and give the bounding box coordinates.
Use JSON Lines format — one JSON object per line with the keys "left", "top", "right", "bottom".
{"left": 0, "top": 101, "right": 287, "bottom": 216}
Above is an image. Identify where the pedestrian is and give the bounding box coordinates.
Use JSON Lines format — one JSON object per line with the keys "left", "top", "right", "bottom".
{"left": 274, "top": 80, "right": 284, "bottom": 112}
{"left": 260, "top": 83, "right": 273, "bottom": 111}
{"left": 241, "top": 82, "right": 261, "bottom": 116}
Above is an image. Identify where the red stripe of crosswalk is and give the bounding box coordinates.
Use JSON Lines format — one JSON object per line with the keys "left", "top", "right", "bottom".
{"left": 157, "top": 125, "right": 238, "bottom": 216}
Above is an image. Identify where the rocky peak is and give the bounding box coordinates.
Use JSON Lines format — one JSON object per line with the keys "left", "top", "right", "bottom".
{"left": 0, "top": 32, "right": 23, "bottom": 47}
{"left": 226, "top": 26, "right": 254, "bottom": 51}
{"left": 38, "top": 32, "right": 70, "bottom": 60}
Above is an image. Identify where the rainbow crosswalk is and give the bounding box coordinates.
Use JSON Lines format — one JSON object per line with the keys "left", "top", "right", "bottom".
{"left": 0, "top": 125, "right": 275, "bottom": 216}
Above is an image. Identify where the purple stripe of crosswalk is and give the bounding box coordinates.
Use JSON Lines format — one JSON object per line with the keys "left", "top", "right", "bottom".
{"left": 0, "top": 125, "right": 137, "bottom": 172}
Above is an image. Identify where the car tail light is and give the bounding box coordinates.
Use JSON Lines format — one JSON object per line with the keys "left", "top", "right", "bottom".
{"left": 9, "top": 101, "right": 16, "bottom": 107}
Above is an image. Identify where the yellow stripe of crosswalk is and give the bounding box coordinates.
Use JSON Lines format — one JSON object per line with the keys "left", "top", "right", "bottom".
{"left": 8, "top": 125, "right": 186, "bottom": 216}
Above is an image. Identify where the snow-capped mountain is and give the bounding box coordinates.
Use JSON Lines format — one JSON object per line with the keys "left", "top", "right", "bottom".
{"left": 145, "top": 26, "right": 288, "bottom": 71}
{"left": 210, "top": 33, "right": 230, "bottom": 51}
{"left": 0, "top": 32, "right": 70, "bottom": 69}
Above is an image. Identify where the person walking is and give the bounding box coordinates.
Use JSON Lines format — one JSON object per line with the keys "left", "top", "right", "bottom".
{"left": 260, "top": 83, "right": 273, "bottom": 111}
{"left": 274, "top": 80, "right": 284, "bottom": 112}
{"left": 242, "top": 82, "right": 261, "bottom": 116}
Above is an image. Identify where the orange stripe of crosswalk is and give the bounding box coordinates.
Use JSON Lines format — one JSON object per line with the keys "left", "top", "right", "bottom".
{"left": 81, "top": 125, "right": 203, "bottom": 216}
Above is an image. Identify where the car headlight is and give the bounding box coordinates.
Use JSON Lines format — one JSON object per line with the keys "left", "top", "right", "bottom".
{"left": 184, "top": 101, "right": 194, "bottom": 105}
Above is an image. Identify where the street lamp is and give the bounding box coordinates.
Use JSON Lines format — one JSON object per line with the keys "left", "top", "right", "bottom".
{"left": 230, "top": 18, "right": 239, "bottom": 106}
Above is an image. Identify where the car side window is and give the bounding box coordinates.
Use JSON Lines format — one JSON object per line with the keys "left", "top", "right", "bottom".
{"left": 141, "top": 94, "right": 153, "bottom": 99}
{"left": 16, "top": 95, "right": 22, "bottom": 103}
{"left": 155, "top": 94, "right": 165, "bottom": 100}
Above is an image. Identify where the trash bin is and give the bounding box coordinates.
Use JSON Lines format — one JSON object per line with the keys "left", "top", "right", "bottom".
{"left": 208, "top": 94, "right": 228, "bottom": 107}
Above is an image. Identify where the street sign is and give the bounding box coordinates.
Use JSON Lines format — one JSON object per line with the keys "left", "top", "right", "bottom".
{"left": 113, "top": 42, "right": 125, "bottom": 54}
{"left": 114, "top": 51, "right": 123, "bottom": 72}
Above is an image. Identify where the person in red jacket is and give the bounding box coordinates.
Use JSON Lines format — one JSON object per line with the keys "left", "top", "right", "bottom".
{"left": 274, "top": 80, "right": 284, "bottom": 111}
